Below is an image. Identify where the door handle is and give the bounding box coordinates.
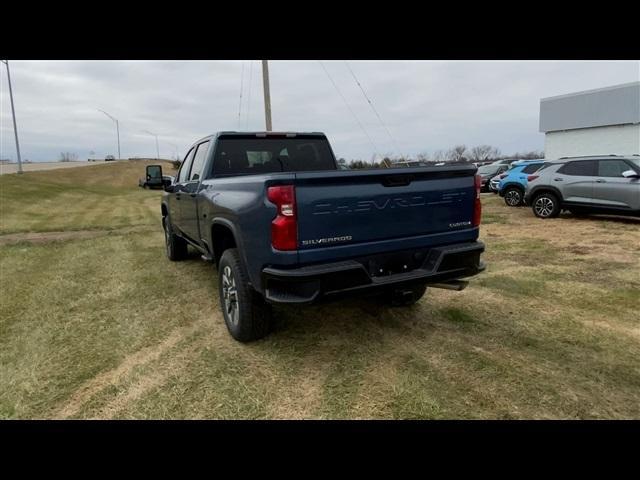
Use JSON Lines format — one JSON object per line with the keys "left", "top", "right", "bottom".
{"left": 595, "top": 179, "right": 606, "bottom": 183}
{"left": 175, "top": 193, "right": 181, "bottom": 200}
{"left": 190, "top": 193, "right": 197, "bottom": 198}
{"left": 553, "top": 178, "right": 563, "bottom": 181}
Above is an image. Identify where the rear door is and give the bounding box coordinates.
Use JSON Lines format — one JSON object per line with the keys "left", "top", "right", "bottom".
{"left": 180, "top": 140, "right": 210, "bottom": 241}
{"left": 295, "top": 167, "right": 476, "bottom": 252}
{"left": 555, "top": 160, "right": 596, "bottom": 204}
{"left": 171, "top": 147, "right": 195, "bottom": 232}
{"left": 592, "top": 159, "right": 640, "bottom": 209}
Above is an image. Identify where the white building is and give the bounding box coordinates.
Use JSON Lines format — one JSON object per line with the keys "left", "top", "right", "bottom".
{"left": 539, "top": 81, "right": 640, "bottom": 160}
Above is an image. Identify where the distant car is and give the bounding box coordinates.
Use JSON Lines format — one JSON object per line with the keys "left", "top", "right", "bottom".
{"left": 489, "top": 175, "right": 502, "bottom": 193}
{"left": 524, "top": 155, "right": 640, "bottom": 218}
{"left": 105, "top": 155, "right": 116, "bottom": 161}
{"left": 476, "top": 163, "right": 510, "bottom": 192}
{"left": 498, "top": 160, "right": 545, "bottom": 206}
{"left": 490, "top": 159, "right": 520, "bottom": 167}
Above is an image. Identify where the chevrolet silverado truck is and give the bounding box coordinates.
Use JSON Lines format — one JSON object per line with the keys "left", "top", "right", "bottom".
{"left": 161, "top": 132, "right": 485, "bottom": 342}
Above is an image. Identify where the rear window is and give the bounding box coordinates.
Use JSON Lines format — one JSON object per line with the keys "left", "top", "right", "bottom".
{"left": 212, "top": 137, "right": 337, "bottom": 176}
{"left": 537, "top": 162, "right": 553, "bottom": 172}
{"left": 521, "top": 164, "right": 543, "bottom": 174}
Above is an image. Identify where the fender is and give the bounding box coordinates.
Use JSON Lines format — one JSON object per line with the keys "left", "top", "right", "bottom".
{"left": 501, "top": 182, "right": 525, "bottom": 191}
{"left": 528, "top": 184, "right": 564, "bottom": 201}
{"left": 210, "top": 217, "right": 251, "bottom": 280}
{"left": 499, "top": 182, "right": 525, "bottom": 197}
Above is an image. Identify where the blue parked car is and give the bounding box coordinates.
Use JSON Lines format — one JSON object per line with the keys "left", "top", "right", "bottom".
{"left": 498, "top": 160, "right": 545, "bottom": 206}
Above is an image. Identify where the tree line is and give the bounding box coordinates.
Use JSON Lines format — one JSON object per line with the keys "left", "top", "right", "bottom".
{"left": 341, "top": 144, "right": 544, "bottom": 169}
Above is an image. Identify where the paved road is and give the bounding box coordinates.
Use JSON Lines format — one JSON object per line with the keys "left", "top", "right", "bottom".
{"left": 0, "top": 161, "right": 109, "bottom": 175}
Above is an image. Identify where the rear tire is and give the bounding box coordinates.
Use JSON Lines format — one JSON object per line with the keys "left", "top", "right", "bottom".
{"left": 532, "top": 192, "right": 561, "bottom": 219}
{"left": 218, "top": 248, "right": 272, "bottom": 342}
{"left": 163, "top": 215, "right": 188, "bottom": 261}
{"left": 503, "top": 187, "right": 524, "bottom": 207}
{"left": 387, "top": 285, "right": 427, "bottom": 307}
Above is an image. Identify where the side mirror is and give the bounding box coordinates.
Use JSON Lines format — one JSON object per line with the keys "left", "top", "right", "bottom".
{"left": 164, "top": 183, "right": 175, "bottom": 193}
{"left": 621, "top": 170, "right": 639, "bottom": 179}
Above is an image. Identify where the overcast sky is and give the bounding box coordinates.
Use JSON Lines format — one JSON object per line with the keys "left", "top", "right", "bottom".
{"left": 1, "top": 60, "right": 638, "bottom": 162}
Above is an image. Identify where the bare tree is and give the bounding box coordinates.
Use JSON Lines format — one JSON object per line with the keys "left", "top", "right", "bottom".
{"left": 431, "top": 150, "right": 445, "bottom": 163}
{"left": 380, "top": 157, "right": 393, "bottom": 168}
{"left": 416, "top": 152, "right": 430, "bottom": 163}
{"left": 446, "top": 145, "right": 468, "bottom": 163}
{"left": 510, "top": 150, "right": 543, "bottom": 160}
{"left": 470, "top": 145, "right": 501, "bottom": 162}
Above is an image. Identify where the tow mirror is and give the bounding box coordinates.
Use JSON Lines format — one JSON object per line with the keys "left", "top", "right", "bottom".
{"left": 621, "top": 170, "right": 639, "bottom": 179}
{"left": 163, "top": 176, "right": 175, "bottom": 192}
{"left": 146, "top": 164, "right": 162, "bottom": 179}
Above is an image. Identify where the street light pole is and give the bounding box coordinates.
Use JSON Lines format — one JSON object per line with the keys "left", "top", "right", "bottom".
{"left": 115, "top": 119, "right": 121, "bottom": 159}
{"left": 143, "top": 130, "right": 160, "bottom": 160}
{"left": 2, "top": 60, "right": 23, "bottom": 174}
{"left": 167, "top": 142, "right": 179, "bottom": 160}
{"left": 97, "top": 109, "right": 121, "bottom": 159}
{"left": 261, "top": 60, "right": 272, "bottom": 131}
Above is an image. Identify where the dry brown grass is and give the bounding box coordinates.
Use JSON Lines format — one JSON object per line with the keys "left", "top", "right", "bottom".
{"left": 1, "top": 165, "right": 639, "bottom": 419}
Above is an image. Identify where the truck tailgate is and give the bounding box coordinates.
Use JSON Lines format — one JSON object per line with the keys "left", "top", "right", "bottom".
{"left": 294, "top": 166, "right": 478, "bottom": 262}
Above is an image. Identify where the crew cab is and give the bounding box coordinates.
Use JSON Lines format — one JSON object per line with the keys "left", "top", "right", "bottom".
{"left": 161, "top": 132, "right": 485, "bottom": 342}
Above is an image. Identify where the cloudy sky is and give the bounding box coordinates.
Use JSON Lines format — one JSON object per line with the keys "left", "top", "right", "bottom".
{"left": 1, "top": 60, "right": 638, "bottom": 162}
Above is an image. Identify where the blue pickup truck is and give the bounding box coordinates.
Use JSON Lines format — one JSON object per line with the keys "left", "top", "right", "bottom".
{"left": 160, "top": 132, "right": 485, "bottom": 341}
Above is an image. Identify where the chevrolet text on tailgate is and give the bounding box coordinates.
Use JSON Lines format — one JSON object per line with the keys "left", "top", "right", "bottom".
{"left": 161, "top": 132, "right": 485, "bottom": 342}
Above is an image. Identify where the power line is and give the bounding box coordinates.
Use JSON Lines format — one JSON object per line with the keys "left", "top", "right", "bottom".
{"left": 237, "top": 61, "right": 245, "bottom": 129}
{"left": 345, "top": 61, "right": 404, "bottom": 158}
{"left": 318, "top": 61, "right": 380, "bottom": 160}
{"left": 245, "top": 60, "right": 253, "bottom": 130}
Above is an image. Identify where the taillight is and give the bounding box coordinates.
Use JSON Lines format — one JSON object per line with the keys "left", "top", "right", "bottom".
{"left": 473, "top": 174, "right": 482, "bottom": 227}
{"left": 527, "top": 175, "right": 539, "bottom": 182}
{"left": 267, "top": 185, "right": 297, "bottom": 251}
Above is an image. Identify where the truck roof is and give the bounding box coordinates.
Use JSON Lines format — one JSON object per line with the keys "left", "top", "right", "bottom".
{"left": 190, "top": 131, "right": 328, "bottom": 147}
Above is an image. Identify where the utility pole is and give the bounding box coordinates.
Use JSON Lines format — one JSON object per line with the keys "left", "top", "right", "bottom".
{"left": 2, "top": 60, "right": 23, "bottom": 174}
{"left": 97, "top": 109, "right": 121, "bottom": 159}
{"left": 167, "top": 142, "right": 179, "bottom": 161}
{"left": 143, "top": 130, "right": 160, "bottom": 160}
{"left": 261, "top": 60, "right": 272, "bottom": 131}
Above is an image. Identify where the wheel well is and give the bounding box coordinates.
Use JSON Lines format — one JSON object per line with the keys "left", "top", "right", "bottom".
{"left": 211, "top": 224, "right": 237, "bottom": 266}
{"left": 530, "top": 187, "right": 562, "bottom": 202}
{"left": 503, "top": 183, "right": 524, "bottom": 192}
{"left": 161, "top": 203, "right": 168, "bottom": 217}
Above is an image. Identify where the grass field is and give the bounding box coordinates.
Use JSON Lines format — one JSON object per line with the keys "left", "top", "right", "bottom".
{"left": 1, "top": 162, "right": 639, "bottom": 419}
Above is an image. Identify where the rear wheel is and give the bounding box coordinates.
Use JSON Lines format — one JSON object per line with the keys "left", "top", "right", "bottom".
{"left": 163, "top": 215, "right": 188, "bottom": 261}
{"left": 387, "top": 285, "right": 427, "bottom": 306}
{"left": 218, "top": 248, "right": 272, "bottom": 342}
{"left": 503, "top": 187, "right": 523, "bottom": 207}
{"left": 532, "top": 192, "right": 561, "bottom": 219}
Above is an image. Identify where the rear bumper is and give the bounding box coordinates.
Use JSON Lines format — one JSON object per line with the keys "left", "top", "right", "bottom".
{"left": 261, "top": 241, "right": 485, "bottom": 304}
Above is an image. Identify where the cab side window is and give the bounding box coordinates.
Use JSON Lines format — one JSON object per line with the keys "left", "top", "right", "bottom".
{"left": 190, "top": 141, "right": 210, "bottom": 181}
{"left": 178, "top": 148, "right": 195, "bottom": 183}
{"left": 558, "top": 160, "right": 596, "bottom": 176}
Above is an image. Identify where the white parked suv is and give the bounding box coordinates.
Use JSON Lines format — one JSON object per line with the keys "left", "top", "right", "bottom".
{"left": 524, "top": 155, "right": 640, "bottom": 219}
